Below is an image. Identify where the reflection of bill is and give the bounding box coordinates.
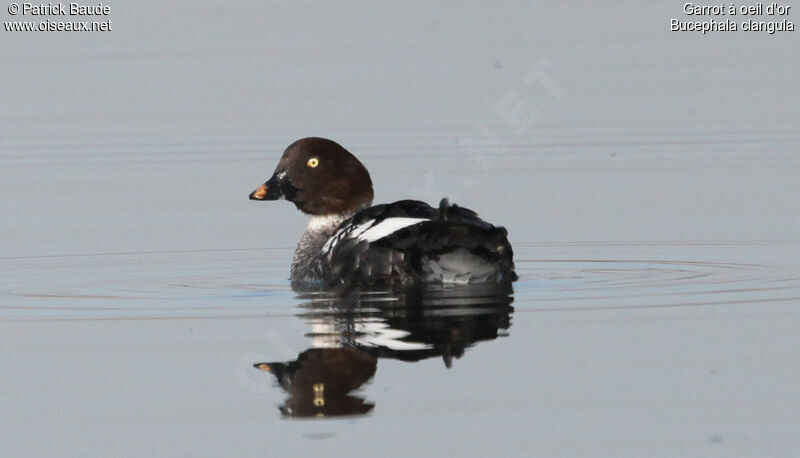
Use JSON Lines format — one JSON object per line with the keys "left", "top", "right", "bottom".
{"left": 254, "top": 284, "right": 514, "bottom": 419}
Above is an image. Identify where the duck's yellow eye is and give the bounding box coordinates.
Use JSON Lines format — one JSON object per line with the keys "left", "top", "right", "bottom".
{"left": 307, "top": 157, "right": 319, "bottom": 168}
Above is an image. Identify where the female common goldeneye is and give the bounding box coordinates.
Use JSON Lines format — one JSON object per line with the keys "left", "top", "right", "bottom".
{"left": 249, "top": 137, "right": 516, "bottom": 287}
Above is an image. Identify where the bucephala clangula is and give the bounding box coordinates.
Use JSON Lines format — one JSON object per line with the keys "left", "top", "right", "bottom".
{"left": 249, "top": 137, "right": 516, "bottom": 287}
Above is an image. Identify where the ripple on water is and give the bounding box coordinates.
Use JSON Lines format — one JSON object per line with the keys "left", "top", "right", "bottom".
{"left": 1, "top": 242, "right": 798, "bottom": 319}
{"left": 0, "top": 248, "right": 297, "bottom": 319}
{"left": 511, "top": 241, "right": 800, "bottom": 312}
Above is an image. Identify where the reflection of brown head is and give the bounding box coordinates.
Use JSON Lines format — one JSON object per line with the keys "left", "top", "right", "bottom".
{"left": 255, "top": 347, "right": 377, "bottom": 418}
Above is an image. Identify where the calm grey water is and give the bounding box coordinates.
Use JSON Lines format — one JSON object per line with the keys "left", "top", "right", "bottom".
{"left": 2, "top": 1, "right": 799, "bottom": 457}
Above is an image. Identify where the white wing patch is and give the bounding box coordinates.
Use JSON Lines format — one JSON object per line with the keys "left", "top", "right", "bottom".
{"left": 358, "top": 217, "right": 429, "bottom": 242}
{"left": 322, "top": 217, "right": 429, "bottom": 254}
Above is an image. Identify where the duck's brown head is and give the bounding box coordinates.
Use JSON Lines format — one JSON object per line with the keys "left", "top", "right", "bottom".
{"left": 249, "top": 137, "right": 374, "bottom": 216}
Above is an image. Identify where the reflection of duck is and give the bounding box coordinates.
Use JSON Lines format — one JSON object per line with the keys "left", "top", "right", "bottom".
{"left": 254, "top": 284, "right": 514, "bottom": 418}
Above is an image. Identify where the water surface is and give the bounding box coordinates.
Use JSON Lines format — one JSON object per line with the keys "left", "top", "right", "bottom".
{"left": 1, "top": 1, "right": 799, "bottom": 457}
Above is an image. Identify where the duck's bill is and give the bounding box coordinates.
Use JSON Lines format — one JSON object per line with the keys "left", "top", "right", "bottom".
{"left": 249, "top": 175, "right": 282, "bottom": 200}
{"left": 253, "top": 362, "right": 272, "bottom": 372}
{"left": 249, "top": 183, "right": 270, "bottom": 200}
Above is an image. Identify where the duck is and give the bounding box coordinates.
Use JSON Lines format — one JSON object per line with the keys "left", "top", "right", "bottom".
{"left": 249, "top": 137, "right": 516, "bottom": 288}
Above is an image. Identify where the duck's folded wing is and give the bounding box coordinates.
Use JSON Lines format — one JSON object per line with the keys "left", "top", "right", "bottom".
{"left": 324, "top": 199, "right": 516, "bottom": 286}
